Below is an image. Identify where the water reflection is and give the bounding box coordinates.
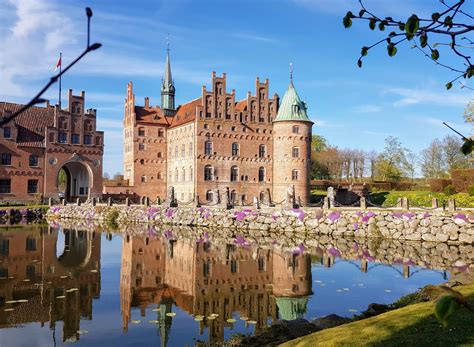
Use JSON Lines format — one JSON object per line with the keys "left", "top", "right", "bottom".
{"left": 0, "top": 224, "right": 468, "bottom": 346}
{"left": 0, "top": 225, "right": 100, "bottom": 343}
{"left": 120, "top": 236, "right": 312, "bottom": 344}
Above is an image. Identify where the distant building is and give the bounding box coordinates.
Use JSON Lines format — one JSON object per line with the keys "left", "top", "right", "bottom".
{"left": 114, "top": 47, "right": 313, "bottom": 205}
{"left": 0, "top": 90, "right": 104, "bottom": 202}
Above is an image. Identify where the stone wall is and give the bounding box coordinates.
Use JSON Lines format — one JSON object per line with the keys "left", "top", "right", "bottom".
{"left": 47, "top": 205, "right": 474, "bottom": 245}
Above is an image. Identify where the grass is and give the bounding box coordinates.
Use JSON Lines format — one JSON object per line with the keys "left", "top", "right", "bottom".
{"left": 0, "top": 204, "right": 48, "bottom": 210}
{"left": 281, "top": 284, "right": 474, "bottom": 347}
{"left": 369, "top": 191, "right": 474, "bottom": 208}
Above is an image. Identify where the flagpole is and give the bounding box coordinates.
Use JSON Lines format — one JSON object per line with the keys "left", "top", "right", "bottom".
{"left": 59, "top": 52, "right": 62, "bottom": 109}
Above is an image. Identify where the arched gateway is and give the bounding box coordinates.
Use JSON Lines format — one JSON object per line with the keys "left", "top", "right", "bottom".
{"left": 58, "top": 161, "right": 93, "bottom": 201}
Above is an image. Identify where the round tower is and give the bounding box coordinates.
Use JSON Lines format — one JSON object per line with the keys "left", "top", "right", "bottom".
{"left": 272, "top": 79, "right": 313, "bottom": 206}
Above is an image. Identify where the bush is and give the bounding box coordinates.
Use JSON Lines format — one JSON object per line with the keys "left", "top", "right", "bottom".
{"left": 468, "top": 185, "right": 474, "bottom": 197}
{"left": 443, "top": 185, "right": 457, "bottom": 196}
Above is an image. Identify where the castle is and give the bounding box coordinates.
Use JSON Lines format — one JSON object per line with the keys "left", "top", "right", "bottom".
{"left": 118, "top": 48, "right": 313, "bottom": 205}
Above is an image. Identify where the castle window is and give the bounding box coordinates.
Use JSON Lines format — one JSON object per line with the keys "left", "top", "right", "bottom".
{"left": 204, "top": 124, "right": 209, "bottom": 130}
{"left": 3, "top": 127, "right": 11, "bottom": 139}
{"left": 158, "top": 172, "right": 163, "bottom": 180}
{"left": 158, "top": 152, "right": 163, "bottom": 158}
{"left": 231, "top": 126, "right": 236, "bottom": 132}
{"left": 27, "top": 180, "right": 38, "bottom": 194}
{"left": 258, "top": 257, "right": 265, "bottom": 271}
{"left": 182, "top": 167, "right": 186, "bottom": 182}
{"left": 204, "top": 141, "right": 213, "bottom": 155}
{"left": 204, "top": 165, "right": 213, "bottom": 181}
{"left": 230, "top": 166, "right": 238, "bottom": 182}
{"left": 292, "top": 147, "right": 300, "bottom": 158}
{"left": 231, "top": 143, "right": 239, "bottom": 156}
{"left": 72, "top": 134, "right": 80, "bottom": 144}
{"left": 230, "top": 190, "right": 237, "bottom": 203}
{"left": 258, "top": 167, "right": 265, "bottom": 182}
{"left": 175, "top": 168, "right": 178, "bottom": 182}
{"left": 26, "top": 237, "right": 37, "bottom": 252}
{"left": 292, "top": 170, "right": 299, "bottom": 181}
{"left": 1, "top": 154, "right": 11, "bottom": 166}
{"left": 0, "top": 179, "right": 11, "bottom": 194}
{"left": 292, "top": 125, "right": 300, "bottom": 134}
{"left": 292, "top": 104, "right": 300, "bottom": 113}
{"left": 158, "top": 129, "right": 164, "bottom": 137}
{"left": 29, "top": 155, "right": 38, "bottom": 167}
{"left": 258, "top": 144, "right": 266, "bottom": 158}
{"left": 231, "top": 259, "right": 238, "bottom": 273}
{"left": 203, "top": 260, "right": 211, "bottom": 277}
{"left": 141, "top": 175, "right": 146, "bottom": 183}
{"left": 206, "top": 190, "right": 213, "bottom": 202}
{"left": 181, "top": 144, "right": 186, "bottom": 157}
{"left": 140, "top": 159, "right": 144, "bottom": 165}
{"left": 138, "top": 128, "right": 145, "bottom": 136}
{"left": 139, "top": 143, "right": 145, "bottom": 151}
{"left": 189, "top": 166, "right": 193, "bottom": 181}
{"left": 58, "top": 132, "right": 67, "bottom": 143}
{"left": 49, "top": 132, "right": 55, "bottom": 142}
{"left": 175, "top": 146, "right": 178, "bottom": 157}
{"left": 189, "top": 142, "right": 193, "bottom": 155}
{"left": 217, "top": 125, "right": 222, "bottom": 130}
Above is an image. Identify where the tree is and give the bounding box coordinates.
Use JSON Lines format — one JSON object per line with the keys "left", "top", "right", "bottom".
{"left": 442, "top": 135, "right": 472, "bottom": 170}
{"left": 420, "top": 139, "right": 447, "bottom": 178}
{"left": 465, "top": 100, "right": 474, "bottom": 125}
{"left": 343, "top": 0, "right": 473, "bottom": 89}
{"left": 373, "top": 136, "right": 410, "bottom": 181}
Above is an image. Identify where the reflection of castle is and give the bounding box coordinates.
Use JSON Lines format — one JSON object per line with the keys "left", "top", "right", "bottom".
{"left": 120, "top": 235, "right": 312, "bottom": 345}
{"left": 0, "top": 226, "right": 101, "bottom": 343}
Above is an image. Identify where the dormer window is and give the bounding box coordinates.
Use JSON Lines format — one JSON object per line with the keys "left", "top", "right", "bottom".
{"left": 3, "top": 127, "right": 11, "bottom": 139}
{"left": 292, "top": 104, "right": 300, "bottom": 113}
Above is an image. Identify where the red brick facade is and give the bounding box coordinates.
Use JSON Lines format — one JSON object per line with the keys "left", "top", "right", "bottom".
{"left": 116, "top": 69, "right": 313, "bottom": 205}
{"left": 0, "top": 90, "right": 104, "bottom": 202}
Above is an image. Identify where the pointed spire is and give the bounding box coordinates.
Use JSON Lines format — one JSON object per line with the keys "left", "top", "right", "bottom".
{"left": 163, "top": 34, "right": 172, "bottom": 88}
{"left": 161, "top": 34, "right": 176, "bottom": 112}
{"left": 274, "top": 72, "right": 312, "bottom": 123}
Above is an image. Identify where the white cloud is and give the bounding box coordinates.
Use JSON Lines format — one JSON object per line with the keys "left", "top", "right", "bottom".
{"left": 383, "top": 87, "right": 474, "bottom": 107}
{"left": 232, "top": 32, "right": 279, "bottom": 44}
{"left": 352, "top": 104, "right": 382, "bottom": 113}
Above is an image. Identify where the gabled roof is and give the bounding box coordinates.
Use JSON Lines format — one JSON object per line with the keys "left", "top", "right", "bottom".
{"left": 0, "top": 102, "right": 54, "bottom": 147}
{"left": 134, "top": 106, "right": 170, "bottom": 126}
{"left": 170, "top": 98, "right": 202, "bottom": 128}
{"left": 273, "top": 81, "right": 312, "bottom": 123}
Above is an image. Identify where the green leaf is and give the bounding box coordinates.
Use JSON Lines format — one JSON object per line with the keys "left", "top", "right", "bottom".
{"left": 446, "top": 82, "right": 453, "bottom": 90}
{"left": 406, "top": 33, "right": 414, "bottom": 41}
{"left": 431, "top": 49, "right": 440, "bottom": 60}
{"left": 359, "top": 9, "right": 366, "bottom": 17}
{"left": 405, "top": 14, "right": 419, "bottom": 35}
{"left": 461, "top": 139, "right": 474, "bottom": 155}
{"left": 369, "top": 19, "right": 376, "bottom": 30}
{"left": 357, "top": 59, "right": 363, "bottom": 68}
{"left": 420, "top": 33, "right": 428, "bottom": 48}
{"left": 379, "top": 22, "right": 385, "bottom": 31}
{"left": 387, "top": 43, "right": 397, "bottom": 57}
{"left": 361, "top": 47, "right": 369, "bottom": 56}
{"left": 444, "top": 15, "right": 453, "bottom": 27}
{"left": 466, "top": 66, "right": 474, "bottom": 78}
{"left": 343, "top": 12, "right": 353, "bottom": 28}
{"left": 435, "top": 295, "right": 460, "bottom": 327}
{"left": 431, "top": 12, "right": 441, "bottom": 21}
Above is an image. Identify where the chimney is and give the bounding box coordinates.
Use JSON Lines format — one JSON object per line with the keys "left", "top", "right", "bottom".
{"left": 144, "top": 97, "right": 150, "bottom": 109}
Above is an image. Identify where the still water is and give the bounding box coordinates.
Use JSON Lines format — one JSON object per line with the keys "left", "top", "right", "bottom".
{"left": 0, "top": 224, "right": 458, "bottom": 346}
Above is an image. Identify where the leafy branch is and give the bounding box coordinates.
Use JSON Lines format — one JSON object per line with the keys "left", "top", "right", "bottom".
{"left": 343, "top": 0, "right": 473, "bottom": 90}
{"left": 0, "top": 7, "right": 102, "bottom": 127}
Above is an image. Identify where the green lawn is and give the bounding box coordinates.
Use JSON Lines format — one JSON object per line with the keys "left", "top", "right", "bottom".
{"left": 0, "top": 204, "right": 48, "bottom": 210}
{"left": 369, "top": 191, "right": 474, "bottom": 208}
{"left": 281, "top": 284, "right": 474, "bottom": 347}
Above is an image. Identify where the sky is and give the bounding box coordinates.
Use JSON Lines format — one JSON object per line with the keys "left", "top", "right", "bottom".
{"left": 1, "top": 0, "right": 473, "bottom": 175}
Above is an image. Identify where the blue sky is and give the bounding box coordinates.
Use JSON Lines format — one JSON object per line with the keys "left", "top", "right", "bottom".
{"left": 1, "top": 0, "right": 473, "bottom": 175}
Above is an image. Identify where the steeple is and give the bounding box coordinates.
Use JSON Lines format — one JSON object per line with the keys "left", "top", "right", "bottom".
{"left": 161, "top": 37, "right": 176, "bottom": 114}
{"left": 273, "top": 69, "right": 311, "bottom": 123}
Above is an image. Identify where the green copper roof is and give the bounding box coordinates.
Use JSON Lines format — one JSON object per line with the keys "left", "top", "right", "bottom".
{"left": 275, "top": 297, "right": 309, "bottom": 321}
{"left": 274, "top": 81, "right": 312, "bottom": 123}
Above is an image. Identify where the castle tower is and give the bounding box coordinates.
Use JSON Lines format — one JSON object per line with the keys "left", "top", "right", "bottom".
{"left": 272, "top": 75, "right": 313, "bottom": 205}
{"left": 161, "top": 42, "right": 176, "bottom": 115}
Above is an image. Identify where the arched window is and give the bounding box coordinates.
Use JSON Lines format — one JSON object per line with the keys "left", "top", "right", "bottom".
{"left": 157, "top": 172, "right": 163, "bottom": 180}
{"left": 204, "top": 140, "right": 213, "bottom": 155}
{"left": 231, "top": 143, "right": 239, "bottom": 156}
{"left": 292, "top": 170, "right": 299, "bottom": 181}
{"left": 292, "top": 147, "right": 300, "bottom": 158}
{"left": 204, "top": 165, "right": 213, "bottom": 181}
{"left": 258, "top": 144, "right": 266, "bottom": 158}
{"left": 258, "top": 167, "right": 265, "bottom": 182}
{"left": 206, "top": 190, "right": 213, "bottom": 202}
{"left": 230, "top": 190, "right": 237, "bottom": 203}
{"left": 141, "top": 175, "right": 146, "bottom": 183}
{"left": 292, "top": 125, "right": 300, "bottom": 134}
{"left": 181, "top": 144, "right": 186, "bottom": 157}
{"left": 230, "top": 166, "right": 238, "bottom": 182}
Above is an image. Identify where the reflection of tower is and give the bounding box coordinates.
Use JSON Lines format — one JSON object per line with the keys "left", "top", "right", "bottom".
{"left": 157, "top": 300, "right": 173, "bottom": 347}
{"left": 272, "top": 252, "right": 312, "bottom": 321}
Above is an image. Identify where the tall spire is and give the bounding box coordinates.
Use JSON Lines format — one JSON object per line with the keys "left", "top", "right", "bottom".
{"left": 161, "top": 34, "right": 175, "bottom": 113}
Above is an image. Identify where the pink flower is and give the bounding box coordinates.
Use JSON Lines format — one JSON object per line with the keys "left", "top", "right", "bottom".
{"left": 164, "top": 208, "right": 175, "bottom": 219}
{"left": 293, "top": 243, "right": 306, "bottom": 255}
{"left": 353, "top": 222, "right": 359, "bottom": 230}
{"left": 422, "top": 212, "right": 431, "bottom": 219}
{"left": 327, "top": 211, "right": 341, "bottom": 223}
{"left": 164, "top": 229, "right": 175, "bottom": 239}
{"left": 327, "top": 246, "right": 341, "bottom": 257}
{"left": 234, "top": 235, "right": 250, "bottom": 247}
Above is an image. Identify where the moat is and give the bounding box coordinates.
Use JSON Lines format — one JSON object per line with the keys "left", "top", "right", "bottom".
{"left": 0, "top": 224, "right": 469, "bottom": 346}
